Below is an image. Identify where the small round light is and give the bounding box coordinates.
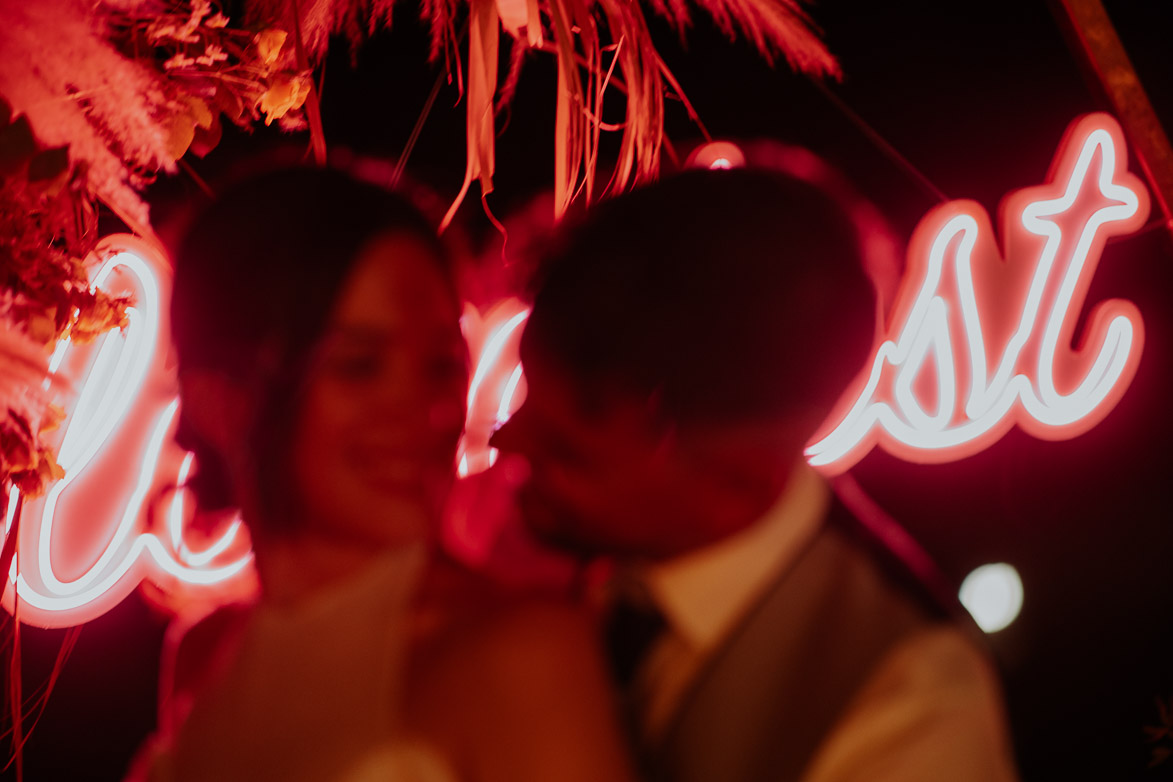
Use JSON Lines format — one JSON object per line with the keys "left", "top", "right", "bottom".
{"left": 687, "top": 141, "right": 746, "bottom": 170}
{"left": 959, "top": 563, "right": 1023, "bottom": 633}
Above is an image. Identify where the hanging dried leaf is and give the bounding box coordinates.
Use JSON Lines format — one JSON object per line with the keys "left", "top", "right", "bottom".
{"left": 184, "top": 97, "right": 215, "bottom": 130}
{"left": 164, "top": 113, "right": 198, "bottom": 161}
{"left": 420, "top": 0, "right": 461, "bottom": 67}
{"left": 441, "top": 0, "right": 500, "bottom": 229}
{"left": 547, "top": 0, "right": 587, "bottom": 217}
{"left": 596, "top": 0, "right": 664, "bottom": 196}
{"left": 254, "top": 28, "right": 290, "bottom": 64}
{"left": 258, "top": 71, "right": 313, "bottom": 125}
{"left": 497, "top": 0, "right": 529, "bottom": 40}
{"left": 496, "top": 38, "right": 529, "bottom": 113}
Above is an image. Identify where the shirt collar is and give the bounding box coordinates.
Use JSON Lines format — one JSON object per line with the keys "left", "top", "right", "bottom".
{"left": 641, "top": 461, "right": 830, "bottom": 654}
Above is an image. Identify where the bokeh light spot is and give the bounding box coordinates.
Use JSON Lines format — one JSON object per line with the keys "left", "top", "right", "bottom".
{"left": 959, "top": 562, "right": 1023, "bottom": 633}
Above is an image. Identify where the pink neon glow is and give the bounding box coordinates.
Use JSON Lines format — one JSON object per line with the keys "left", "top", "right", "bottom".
{"left": 4, "top": 237, "right": 253, "bottom": 628}
{"left": 807, "top": 113, "right": 1149, "bottom": 471}
{"left": 164, "top": 417, "right": 245, "bottom": 569}
{"left": 457, "top": 300, "right": 530, "bottom": 478}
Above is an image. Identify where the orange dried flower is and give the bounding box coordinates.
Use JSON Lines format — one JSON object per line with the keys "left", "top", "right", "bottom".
{"left": 259, "top": 71, "right": 311, "bottom": 125}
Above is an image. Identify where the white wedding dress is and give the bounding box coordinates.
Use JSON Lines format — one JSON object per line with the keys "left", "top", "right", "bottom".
{"left": 136, "top": 543, "right": 458, "bottom": 782}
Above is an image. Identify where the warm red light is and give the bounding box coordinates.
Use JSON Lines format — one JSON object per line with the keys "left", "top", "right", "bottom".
{"left": 808, "top": 114, "right": 1149, "bottom": 471}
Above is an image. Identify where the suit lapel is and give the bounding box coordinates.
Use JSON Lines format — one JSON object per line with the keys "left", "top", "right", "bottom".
{"left": 651, "top": 499, "right": 933, "bottom": 782}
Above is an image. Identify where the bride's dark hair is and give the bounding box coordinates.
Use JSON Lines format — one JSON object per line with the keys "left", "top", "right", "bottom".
{"left": 170, "top": 167, "right": 454, "bottom": 531}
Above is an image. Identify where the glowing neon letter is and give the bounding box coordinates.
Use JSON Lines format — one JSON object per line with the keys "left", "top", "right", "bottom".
{"left": 807, "top": 113, "right": 1150, "bottom": 471}
{"left": 457, "top": 299, "right": 530, "bottom": 478}
{"left": 4, "top": 236, "right": 253, "bottom": 628}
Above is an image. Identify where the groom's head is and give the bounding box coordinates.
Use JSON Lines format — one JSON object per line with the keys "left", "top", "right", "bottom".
{"left": 492, "top": 169, "right": 875, "bottom": 559}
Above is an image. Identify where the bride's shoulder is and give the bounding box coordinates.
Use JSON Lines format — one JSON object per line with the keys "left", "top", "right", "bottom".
{"left": 405, "top": 562, "right": 637, "bottom": 782}
{"left": 407, "top": 559, "right": 607, "bottom": 725}
{"left": 413, "top": 559, "right": 599, "bottom": 666}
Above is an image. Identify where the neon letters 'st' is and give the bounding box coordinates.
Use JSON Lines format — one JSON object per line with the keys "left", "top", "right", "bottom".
{"left": 808, "top": 113, "right": 1150, "bottom": 471}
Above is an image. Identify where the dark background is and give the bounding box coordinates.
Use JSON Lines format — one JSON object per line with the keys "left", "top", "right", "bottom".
{"left": 5, "top": 0, "right": 1173, "bottom": 779}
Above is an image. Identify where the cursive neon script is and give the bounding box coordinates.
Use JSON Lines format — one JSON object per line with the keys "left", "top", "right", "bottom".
{"left": 3, "top": 240, "right": 532, "bottom": 628}
{"left": 4, "top": 237, "right": 254, "bottom": 628}
{"left": 807, "top": 113, "right": 1150, "bottom": 472}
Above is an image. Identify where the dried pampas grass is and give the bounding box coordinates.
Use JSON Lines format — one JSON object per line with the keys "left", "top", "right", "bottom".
{"left": 0, "top": 0, "right": 175, "bottom": 232}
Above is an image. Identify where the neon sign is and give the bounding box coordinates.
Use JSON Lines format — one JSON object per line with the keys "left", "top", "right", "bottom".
{"left": 3, "top": 236, "right": 254, "bottom": 628}
{"left": 4, "top": 113, "right": 1150, "bottom": 625}
{"left": 448, "top": 300, "right": 529, "bottom": 561}
{"left": 457, "top": 299, "right": 530, "bottom": 479}
{"left": 2, "top": 237, "right": 531, "bottom": 627}
{"left": 807, "top": 113, "right": 1149, "bottom": 472}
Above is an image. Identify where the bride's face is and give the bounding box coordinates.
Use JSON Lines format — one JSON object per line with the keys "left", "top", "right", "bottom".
{"left": 290, "top": 232, "right": 468, "bottom": 548}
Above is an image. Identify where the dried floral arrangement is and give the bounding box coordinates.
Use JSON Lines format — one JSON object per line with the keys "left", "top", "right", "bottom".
{"left": 0, "top": 0, "right": 834, "bottom": 498}
{"left": 0, "top": 0, "right": 307, "bottom": 499}
{"left": 0, "top": 98, "right": 128, "bottom": 499}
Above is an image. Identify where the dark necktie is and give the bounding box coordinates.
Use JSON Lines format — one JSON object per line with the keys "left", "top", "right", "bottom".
{"left": 605, "top": 593, "right": 668, "bottom": 688}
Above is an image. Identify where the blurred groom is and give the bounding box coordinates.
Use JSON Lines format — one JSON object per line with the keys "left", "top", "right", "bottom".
{"left": 492, "top": 168, "right": 1020, "bottom": 781}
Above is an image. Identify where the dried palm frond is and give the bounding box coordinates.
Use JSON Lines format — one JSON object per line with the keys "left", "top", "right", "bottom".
{"left": 693, "top": 0, "right": 838, "bottom": 74}
{"left": 432, "top": 0, "right": 837, "bottom": 224}
{"left": 236, "top": 0, "right": 836, "bottom": 224}
{"left": 421, "top": 0, "right": 464, "bottom": 76}
{"left": 441, "top": 0, "right": 500, "bottom": 228}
